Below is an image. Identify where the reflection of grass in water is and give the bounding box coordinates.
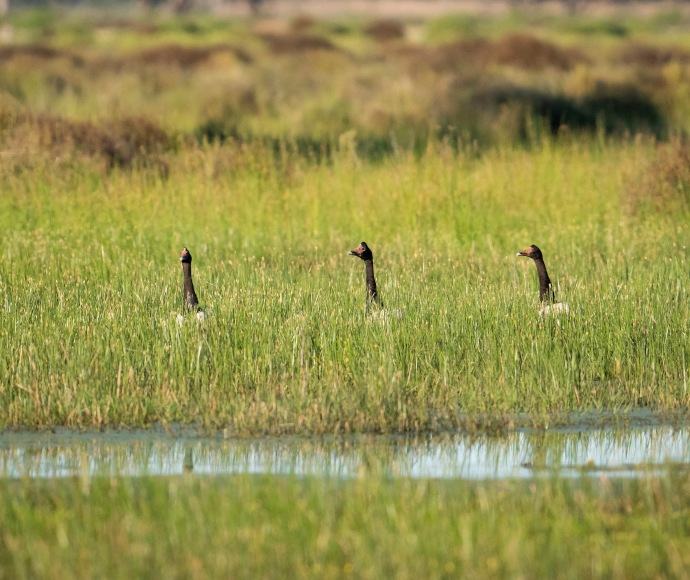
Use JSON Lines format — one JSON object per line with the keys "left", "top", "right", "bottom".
{"left": 2, "top": 424, "right": 688, "bottom": 479}
{"left": 1, "top": 472, "right": 690, "bottom": 576}
{"left": 0, "top": 139, "right": 688, "bottom": 432}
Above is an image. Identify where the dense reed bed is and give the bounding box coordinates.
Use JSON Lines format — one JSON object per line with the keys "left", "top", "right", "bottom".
{"left": 0, "top": 8, "right": 688, "bottom": 432}
{"left": 0, "top": 7, "right": 689, "bottom": 579}
{"left": 0, "top": 137, "right": 688, "bottom": 432}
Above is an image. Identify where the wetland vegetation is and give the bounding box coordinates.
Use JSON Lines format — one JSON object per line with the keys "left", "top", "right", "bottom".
{"left": 0, "top": 4, "right": 690, "bottom": 577}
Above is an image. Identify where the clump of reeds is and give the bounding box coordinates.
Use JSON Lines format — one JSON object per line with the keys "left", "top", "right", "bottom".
{"left": 491, "top": 34, "right": 587, "bottom": 71}
{"left": 616, "top": 43, "right": 690, "bottom": 67}
{"left": 624, "top": 140, "right": 690, "bottom": 214}
{"left": 260, "top": 32, "right": 338, "bottom": 54}
{"left": 364, "top": 19, "right": 405, "bottom": 43}
{"left": 0, "top": 109, "right": 175, "bottom": 171}
{"left": 134, "top": 43, "right": 253, "bottom": 68}
{"left": 289, "top": 15, "right": 315, "bottom": 34}
{"left": 0, "top": 44, "right": 82, "bottom": 65}
{"left": 425, "top": 34, "right": 585, "bottom": 73}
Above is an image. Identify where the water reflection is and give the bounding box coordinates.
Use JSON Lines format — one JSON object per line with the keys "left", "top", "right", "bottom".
{"left": 0, "top": 424, "right": 689, "bottom": 480}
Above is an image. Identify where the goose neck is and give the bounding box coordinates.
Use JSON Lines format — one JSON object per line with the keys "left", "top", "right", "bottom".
{"left": 364, "top": 259, "right": 378, "bottom": 303}
{"left": 182, "top": 263, "right": 199, "bottom": 309}
{"left": 534, "top": 258, "right": 555, "bottom": 302}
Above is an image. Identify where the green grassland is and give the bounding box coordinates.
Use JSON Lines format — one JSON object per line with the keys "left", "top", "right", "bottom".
{"left": 1, "top": 472, "right": 690, "bottom": 578}
{"left": 0, "top": 7, "right": 689, "bottom": 432}
{"left": 1, "top": 7, "right": 690, "bottom": 579}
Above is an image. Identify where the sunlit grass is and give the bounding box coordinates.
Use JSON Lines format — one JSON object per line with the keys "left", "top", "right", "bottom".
{"left": 1, "top": 471, "right": 690, "bottom": 578}
{"left": 0, "top": 137, "right": 687, "bottom": 432}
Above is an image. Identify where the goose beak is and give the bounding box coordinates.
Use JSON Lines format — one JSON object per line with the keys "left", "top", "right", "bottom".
{"left": 348, "top": 250, "right": 357, "bottom": 256}
{"left": 516, "top": 252, "right": 525, "bottom": 257}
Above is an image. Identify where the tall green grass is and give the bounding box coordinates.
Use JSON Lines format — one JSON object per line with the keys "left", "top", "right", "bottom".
{"left": 1, "top": 471, "right": 690, "bottom": 578}
{"left": 0, "top": 138, "right": 687, "bottom": 431}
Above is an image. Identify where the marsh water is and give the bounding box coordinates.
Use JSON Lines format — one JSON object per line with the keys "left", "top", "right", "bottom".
{"left": 1, "top": 411, "right": 689, "bottom": 480}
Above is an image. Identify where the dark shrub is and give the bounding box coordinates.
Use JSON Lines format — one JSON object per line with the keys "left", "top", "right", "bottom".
{"left": 194, "top": 119, "right": 240, "bottom": 145}
{"left": 364, "top": 19, "right": 405, "bottom": 42}
{"left": 470, "top": 82, "right": 666, "bottom": 139}
{"left": 625, "top": 141, "right": 690, "bottom": 214}
{"left": 290, "top": 15, "right": 315, "bottom": 34}
{"left": 491, "top": 34, "right": 587, "bottom": 71}
{"left": 0, "top": 44, "right": 83, "bottom": 66}
{"left": 0, "top": 112, "right": 176, "bottom": 169}
{"left": 134, "top": 43, "right": 252, "bottom": 68}
{"left": 617, "top": 43, "right": 690, "bottom": 67}
{"left": 261, "top": 33, "right": 338, "bottom": 54}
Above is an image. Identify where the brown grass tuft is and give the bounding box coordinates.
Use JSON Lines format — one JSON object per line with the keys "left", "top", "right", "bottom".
{"left": 364, "top": 19, "right": 405, "bottom": 43}
{"left": 290, "top": 15, "right": 316, "bottom": 34}
{"left": 422, "top": 35, "right": 584, "bottom": 74}
{"left": 625, "top": 140, "right": 690, "bottom": 214}
{"left": 617, "top": 43, "right": 690, "bottom": 67}
{"left": 1, "top": 110, "right": 174, "bottom": 172}
{"left": 491, "top": 34, "right": 587, "bottom": 71}
{"left": 0, "top": 44, "right": 83, "bottom": 66}
{"left": 134, "top": 43, "right": 252, "bottom": 68}
{"left": 260, "top": 33, "right": 338, "bottom": 54}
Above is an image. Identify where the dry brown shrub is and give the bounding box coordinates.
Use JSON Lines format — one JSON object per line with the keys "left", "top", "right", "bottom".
{"left": 290, "top": 15, "right": 315, "bottom": 33}
{"left": 0, "top": 44, "right": 83, "bottom": 66}
{"left": 390, "top": 39, "right": 488, "bottom": 77}
{"left": 134, "top": 43, "right": 252, "bottom": 68}
{"left": 617, "top": 43, "right": 690, "bottom": 67}
{"left": 430, "top": 38, "right": 491, "bottom": 72}
{"left": 1, "top": 110, "right": 173, "bottom": 173}
{"left": 93, "top": 19, "right": 158, "bottom": 35}
{"left": 364, "top": 19, "right": 405, "bottom": 43}
{"left": 625, "top": 141, "right": 690, "bottom": 214}
{"left": 261, "top": 33, "right": 338, "bottom": 54}
{"left": 420, "top": 35, "right": 583, "bottom": 74}
{"left": 491, "top": 34, "right": 587, "bottom": 71}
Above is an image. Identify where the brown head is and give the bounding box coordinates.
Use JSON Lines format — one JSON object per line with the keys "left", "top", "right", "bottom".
{"left": 516, "top": 245, "right": 543, "bottom": 261}
{"left": 348, "top": 241, "right": 373, "bottom": 261}
{"left": 180, "top": 247, "right": 192, "bottom": 264}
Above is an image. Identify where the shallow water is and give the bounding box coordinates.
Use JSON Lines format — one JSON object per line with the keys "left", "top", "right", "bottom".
{"left": 1, "top": 415, "right": 689, "bottom": 480}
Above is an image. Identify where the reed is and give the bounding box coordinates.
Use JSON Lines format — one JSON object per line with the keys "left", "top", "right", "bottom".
{"left": 0, "top": 138, "right": 687, "bottom": 432}
{"left": 1, "top": 471, "right": 689, "bottom": 578}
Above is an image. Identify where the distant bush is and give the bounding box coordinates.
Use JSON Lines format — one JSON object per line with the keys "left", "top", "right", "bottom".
{"left": 492, "top": 34, "right": 587, "bottom": 71}
{"left": 364, "top": 19, "right": 405, "bottom": 43}
{"left": 260, "top": 33, "right": 338, "bottom": 54}
{"left": 466, "top": 82, "right": 666, "bottom": 141}
{"left": 194, "top": 118, "right": 240, "bottom": 145}
{"left": 625, "top": 141, "right": 690, "bottom": 214}
{"left": 134, "top": 43, "right": 252, "bottom": 68}
{"left": 617, "top": 43, "right": 690, "bottom": 67}
{"left": 0, "top": 110, "right": 174, "bottom": 172}
{"left": 409, "top": 35, "right": 585, "bottom": 78}
{"left": 290, "top": 15, "right": 315, "bottom": 34}
{"left": 0, "top": 44, "right": 83, "bottom": 66}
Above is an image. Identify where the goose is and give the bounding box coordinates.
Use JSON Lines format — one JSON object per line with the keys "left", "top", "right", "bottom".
{"left": 178, "top": 247, "right": 207, "bottom": 324}
{"left": 348, "top": 242, "right": 380, "bottom": 312}
{"left": 516, "top": 245, "right": 570, "bottom": 316}
{"left": 348, "top": 241, "right": 402, "bottom": 320}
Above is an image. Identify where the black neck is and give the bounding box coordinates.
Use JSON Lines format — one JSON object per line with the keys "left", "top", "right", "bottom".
{"left": 182, "top": 262, "right": 199, "bottom": 310}
{"left": 534, "top": 258, "right": 555, "bottom": 303}
{"left": 364, "top": 259, "right": 378, "bottom": 305}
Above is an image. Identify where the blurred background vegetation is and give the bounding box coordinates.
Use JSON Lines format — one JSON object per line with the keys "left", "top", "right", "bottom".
{"left": 2, "top": 0, "right": 690, "bottom": 161}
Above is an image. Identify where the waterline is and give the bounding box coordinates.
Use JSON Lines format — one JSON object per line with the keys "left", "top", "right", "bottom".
{"left": 1, "top": 421, "right": 688, "bottom": 480}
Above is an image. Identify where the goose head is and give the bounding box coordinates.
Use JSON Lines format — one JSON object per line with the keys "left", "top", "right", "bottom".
{"left": 180, "top": 247, "right": 193, "bottom": 264}
{"left": 516, "top": 245, "right": 543, "bottom": 260}
{"left": 348, "top": 242, "right": 373, "bottom": 261}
